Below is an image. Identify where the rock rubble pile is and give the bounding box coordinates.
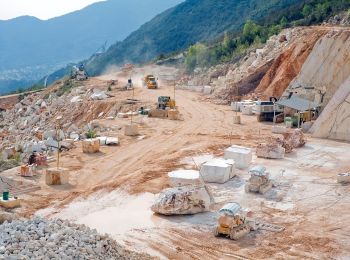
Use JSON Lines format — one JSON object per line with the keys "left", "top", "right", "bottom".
{"left": 0, "top": 217, "right": 152, "bottom": 259}
{"left": 0, "top": 80, "right": 128, "bottom": 164}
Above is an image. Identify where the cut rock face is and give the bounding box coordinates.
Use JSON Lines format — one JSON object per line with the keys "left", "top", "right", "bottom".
{"left": 168, "top": 170, "right": 204, "bottom": 187}
{"left": 200, "top": 158, "right": 235, "bottom": 183}
{"left": 224, "top": 145, "right": 252, "bottom": 169}
{"left": 151, "top": 186, "right": 211, "bottom": 215}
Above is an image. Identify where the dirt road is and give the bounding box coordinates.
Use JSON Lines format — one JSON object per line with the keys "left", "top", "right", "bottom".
{"left": 3, "top": 67, "right": 350, "bottom": 259}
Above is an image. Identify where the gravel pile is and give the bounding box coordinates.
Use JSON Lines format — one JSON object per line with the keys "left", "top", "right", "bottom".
{"left": 0, "top": 217, "right": 153, "bottom": 259}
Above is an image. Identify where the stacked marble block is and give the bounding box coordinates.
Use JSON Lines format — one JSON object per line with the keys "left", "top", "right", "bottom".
{"left": 199, "top": 145, "right": 252, "bottom": 184}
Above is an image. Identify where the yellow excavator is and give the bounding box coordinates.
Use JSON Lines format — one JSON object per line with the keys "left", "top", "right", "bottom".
{"left": 143, "top": 75, "right": 158, "bottom": 89}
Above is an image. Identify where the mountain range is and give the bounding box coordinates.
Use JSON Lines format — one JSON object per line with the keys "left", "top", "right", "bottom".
{"left": 0, "top": 0, "right": 182, "bottom": 94}
{"left": 85, "top": 0, "right": 303, "bottom": 75}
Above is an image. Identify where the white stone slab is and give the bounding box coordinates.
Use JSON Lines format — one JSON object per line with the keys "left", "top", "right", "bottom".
{"left": 168, "top": 170, "right": 204, "bottom": 187}
{"left": 97, "top": 137, "right": 107, "bottom": 145}
{"left": 272, "top": 125, "right": 288, "bottom": 134}
{"left": 200, "top": 158, "right": 235, "bottom": 184}
{"left": 224, "top": 145, "right": 252, "bottom": 169}
{"left": 106, "top": 137, "right": 119, "bottom": 146}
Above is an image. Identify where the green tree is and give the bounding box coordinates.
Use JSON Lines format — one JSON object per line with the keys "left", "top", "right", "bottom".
{"left": 302, "top": 4, "right": 312, "bottom": 17}
{"left": 242, "top": 20, "right": 260, "bottom": 44}
{"left": 185, "top": 43, "right": 210, "bottom": 71}
{"left": 280, "top": 16, "right": 288, "bottom": 28}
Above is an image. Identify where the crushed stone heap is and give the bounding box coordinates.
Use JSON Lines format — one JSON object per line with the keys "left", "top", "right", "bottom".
{"left": 0, "top": 217, "right": 152, "bottom": 260}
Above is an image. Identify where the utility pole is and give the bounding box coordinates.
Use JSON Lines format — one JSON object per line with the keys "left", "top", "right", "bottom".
{"left": 55, "top": 116, "right": 62, "bottom": 170}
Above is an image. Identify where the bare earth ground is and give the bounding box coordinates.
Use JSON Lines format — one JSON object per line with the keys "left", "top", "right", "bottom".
{"left": 1, "top": 68, "right": 350, "bottom": 259}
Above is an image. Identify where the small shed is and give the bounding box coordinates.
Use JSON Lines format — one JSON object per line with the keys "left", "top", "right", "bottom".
{"left": 276, "top": 96, "right": 320, "bottom": 127}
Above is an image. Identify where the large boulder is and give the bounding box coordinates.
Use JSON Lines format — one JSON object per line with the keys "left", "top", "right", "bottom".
{"left": 256, "top": 140, "right": 285, "bottom": 159}
{"left": 282, "top": 129, "right": 306, "bottom": 153}
{"left": 151, "top": 186, "right": 211, "bottom": 215}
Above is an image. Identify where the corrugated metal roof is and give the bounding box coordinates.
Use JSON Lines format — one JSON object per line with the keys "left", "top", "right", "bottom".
{"left": 219, "top": 203, "right": 241, "bottom": 216}
{"left": 276, "top": 96, "right": 320, "bottom": 111}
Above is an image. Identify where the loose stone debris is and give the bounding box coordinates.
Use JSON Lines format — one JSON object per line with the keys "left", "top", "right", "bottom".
{"left": 0, "top": 217, "right": 152, "bottom": 259}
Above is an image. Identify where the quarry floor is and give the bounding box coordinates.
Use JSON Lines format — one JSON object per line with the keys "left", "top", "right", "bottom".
{"left": 1, "top": 71, "right": 350, "bottom": 259}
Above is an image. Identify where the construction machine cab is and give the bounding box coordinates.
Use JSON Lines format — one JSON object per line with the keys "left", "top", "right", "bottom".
{"left": 157, "top": 96, "right": 175, "bottom": 109}
{"left": 144, "top": 75, "right": 158, "bottom": 89}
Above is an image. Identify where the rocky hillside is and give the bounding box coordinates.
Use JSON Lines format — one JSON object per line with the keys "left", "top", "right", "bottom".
{"left": 85, "top": 0, "right": 303, "bottom": 75}
{"left": 254, "top": 29, "right": 325, "bottom": 99}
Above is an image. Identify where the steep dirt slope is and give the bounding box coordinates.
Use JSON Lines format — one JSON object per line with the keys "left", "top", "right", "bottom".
{"left": 255, "top": 29, "right": 325, "bottom": 99}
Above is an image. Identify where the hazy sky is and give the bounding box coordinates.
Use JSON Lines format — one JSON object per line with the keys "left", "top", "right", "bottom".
{"left": 0, "top": 0, "right": 104, "bottom": 20}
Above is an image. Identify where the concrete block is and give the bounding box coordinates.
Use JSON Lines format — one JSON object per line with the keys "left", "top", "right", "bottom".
{"left": 82, "top": 139, "right": 100, "bottom": 153}
{"left": 231, "top": 102, "right": 240, "bottom": 112}
{"left": 45, "top": 168, "right": 69, "bottom": 185}
{"left": 337, "top": 173, "right": 350, "bottom": 184}
{"left": 233, "top": 115, "right": 241, "bottom": 124}
{"left": 224, "top": 145, "right": 252, "bottom": 169}
{"left": 124, "top": 125, "right": 139, "bottom": 136}
{"left": 200, "top": 158, "right": 235, "bottom": 183}
{"left": 0, "top": 197, "right": 21, "bottom": 209}
{"left": 168, "top": 170, "right": 204, "bottom": 187}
